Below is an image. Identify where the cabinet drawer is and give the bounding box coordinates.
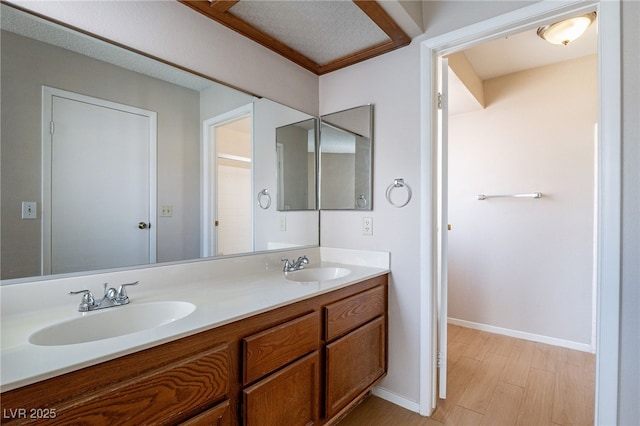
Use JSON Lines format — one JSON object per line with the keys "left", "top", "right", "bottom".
{"left": 324, "top": 285, "right": 385, "bottom": 341}
{"left": 45, "top": 344, "right": 230, "bottom": 426}
{"left": 325, "top": 317, "right": 386, "bottom": 418}
{"left": 180, "top": 400, "right": 230, "bottom": 426}
{"left": 243, "top": 311, "right": 319, "bottom": 385}
{"left": 243, "top": 352, "right": 320, "bottom": 426}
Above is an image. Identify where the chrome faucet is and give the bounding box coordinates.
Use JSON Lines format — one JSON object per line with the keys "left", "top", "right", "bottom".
{"left": 69, "top": 281, "right": 139, "bottom": 312}
{"left": 282, "top": 255, "right": 309, "bottom": 272}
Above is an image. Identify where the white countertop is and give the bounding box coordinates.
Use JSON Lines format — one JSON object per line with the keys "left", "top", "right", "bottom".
{"left": 0, "top": 247, "right": 389, "bottom": 392}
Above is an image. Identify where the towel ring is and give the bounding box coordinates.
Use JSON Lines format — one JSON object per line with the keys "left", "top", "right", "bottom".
{"left": 386, "top": 178, "right": 412, "bottom": 208}
{"left": 356, "top": 194, "right": 368, "bottom": 208}
{"left": 257, "top": 189, "right": 271, "bottom": 209}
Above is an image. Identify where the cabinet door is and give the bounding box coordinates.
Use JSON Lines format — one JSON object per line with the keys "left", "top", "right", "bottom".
{"left": 180, "top": 400, "right": 230, "bottom": 426}
{"left": 243, "top": 352, "right": 319, "bottom": 426}
{"left": 325, "top": 317, "right": 386, "bottom": 418}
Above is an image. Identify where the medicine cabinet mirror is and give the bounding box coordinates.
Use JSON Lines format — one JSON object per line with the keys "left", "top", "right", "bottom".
{"left": 0, "top": 4, "right": 319, "bottom": 282}
{"left": 319, "top": 105, "right": 373, "bottom": 210}
{"left": 276, "top": 118, "right": 318, "bottom": 211}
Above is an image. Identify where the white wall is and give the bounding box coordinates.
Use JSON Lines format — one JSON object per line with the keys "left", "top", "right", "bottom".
{"left": 421, "top": 1, "right": 538, "bottom": 38}
{"left": 448, "top": 55, "right": 597, "bottom": 347}
{"left": 320, "top": 42, "right": 423, "bottom": 404}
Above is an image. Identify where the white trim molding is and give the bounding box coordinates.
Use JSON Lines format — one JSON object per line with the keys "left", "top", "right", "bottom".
{"left": 448, "top": 318, "right": 594, "bottom": 353}
{"left": 372, "top": 386, "right": 421, "bottom": 414}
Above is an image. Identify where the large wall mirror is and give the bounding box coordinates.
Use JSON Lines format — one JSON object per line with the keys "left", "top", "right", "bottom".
{"left": 0, "top": 4, "right": 319, "bottom": 282}
{"left": 319, "top": 105, "right": 373, "bottom": 210}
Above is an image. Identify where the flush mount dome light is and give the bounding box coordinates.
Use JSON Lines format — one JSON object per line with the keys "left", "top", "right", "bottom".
{"left": 537, "top": 12, "right": 596, "bottom": 45}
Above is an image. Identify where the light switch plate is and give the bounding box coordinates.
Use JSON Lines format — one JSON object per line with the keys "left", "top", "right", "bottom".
{"left": 160, "top": 205, "right": 173, "bottom": 217}
{"left": 279, "top": 216, "right": 287, "bottom": 231}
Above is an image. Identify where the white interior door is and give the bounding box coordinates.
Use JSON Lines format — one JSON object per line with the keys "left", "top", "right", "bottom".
{"left": 44, "top": 88, "right": 156, "bottom": 274}
{"left": 437, "top": 58, "right": 449, "bottom": 399}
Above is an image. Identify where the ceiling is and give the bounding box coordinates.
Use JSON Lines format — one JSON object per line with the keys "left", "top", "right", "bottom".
{"left": 463, "top": 20, "right": 597, "bottom": 81}
{"left": 449, "top": 19, "right": 598, "bottom": 115}
{"left": 179, "top": 0, "right": 410, "bottom": 75}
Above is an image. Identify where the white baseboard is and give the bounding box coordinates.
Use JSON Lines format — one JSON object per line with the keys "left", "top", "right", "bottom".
{"left": 371, "top": 386, "right": 421, "bottom": 414}
{"left": 448, "top": 317, "right": 595, "bottom": 353}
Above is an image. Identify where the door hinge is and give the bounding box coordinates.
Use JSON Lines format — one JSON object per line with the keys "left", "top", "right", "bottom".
{"left": 50, "top": 121, "right": 55, "bottom": 135}
{"left": 437, "top": 350, "right": 442, "bottom": 368}
{"left": 437, "top": 93, "right": 443, "bottom": 110}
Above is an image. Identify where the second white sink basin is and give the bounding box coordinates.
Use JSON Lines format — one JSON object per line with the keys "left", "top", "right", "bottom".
{"left": 29, "top": 301, "right": 196, "bottom": 346}
{"left": 285, "top": 267, "right": 351, "bottom": 282}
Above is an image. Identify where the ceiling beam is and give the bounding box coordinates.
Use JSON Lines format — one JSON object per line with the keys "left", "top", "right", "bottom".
{"left": 178, "top": 0, "right": 410, "bottom": 75}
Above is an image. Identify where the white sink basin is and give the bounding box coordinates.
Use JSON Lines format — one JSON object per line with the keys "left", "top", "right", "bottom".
{"left": 29, "top": 301, "right": 196, "bottom": 346}
{"left": 285, "top": 267, "right": 351, "bottom": 282}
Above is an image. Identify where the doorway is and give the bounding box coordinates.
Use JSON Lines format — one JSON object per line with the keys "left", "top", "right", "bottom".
{"left": 42, "top": 87, "right": 157, "bottom": 274}
{"left": 436, "top": 24, "right": 598, "bottom": 425}
{"left": 202, "top": 104, "right": 254, "bottom": 257}
{"left": 419, "top": 1, "right": 622, "bottom": 424}
{"left": 446, "top": 26, "right": 598, "bottom": 348}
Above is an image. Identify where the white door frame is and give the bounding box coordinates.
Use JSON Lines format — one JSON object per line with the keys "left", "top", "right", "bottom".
{"left": 201, "top": 103, "right": 254, "bottom": 257}
{"left": 41, "top": 86, "right": 157, "bottom": 274}
{"left": 419, "top": 1, "right": 621, "bottom": 424}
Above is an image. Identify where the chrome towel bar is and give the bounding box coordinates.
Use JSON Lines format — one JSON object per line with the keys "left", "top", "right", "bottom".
{"left": 477, "top": 192, "right": 542, "bottom": 200}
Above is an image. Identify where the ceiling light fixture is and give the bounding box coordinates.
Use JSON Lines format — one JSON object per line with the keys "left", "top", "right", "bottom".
{"left": 537, "top": 12, "right": 596, "bottom": 46}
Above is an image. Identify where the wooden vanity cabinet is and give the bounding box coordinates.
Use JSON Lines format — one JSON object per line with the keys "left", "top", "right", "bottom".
{"left": 324, "top": 285, "right": 387, "bottom": 418}
{"left": 1, "top": 274, "right": 387, "bottom": 426}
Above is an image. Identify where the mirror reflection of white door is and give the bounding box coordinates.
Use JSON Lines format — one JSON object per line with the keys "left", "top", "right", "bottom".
{"left": 202, "top": 104, "right": 253, "bottom": 257}
{"left": 42, "top": 87, "right": 157, "bottom": 274}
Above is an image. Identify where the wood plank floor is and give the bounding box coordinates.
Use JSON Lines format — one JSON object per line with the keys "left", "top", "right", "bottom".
{"left": 338, "top": 324, "right": 595, "bottom": 426}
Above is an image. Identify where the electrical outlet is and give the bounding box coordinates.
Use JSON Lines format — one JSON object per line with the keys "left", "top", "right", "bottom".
{"left": 279, "top": 216, "right": 287, "bottom": 231}
{"left": 362, "top": 217, "right": 373, "bottom": 236}
{"left": 160, "top": 205, "right": 173, "bottom": 217}
{"left": 21, "top": 202, "right": 37, "bottom": 219}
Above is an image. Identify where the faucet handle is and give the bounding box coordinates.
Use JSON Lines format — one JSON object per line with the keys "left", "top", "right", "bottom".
{"left": 116, "top": 281, "right": 139, "bottom": 302}
{"left": 69, "top": 289, "right": 95, "bottom": 311}
{"left": 281, "top": 258, "right": 292, "bottom": 272}
{"left": 102, "top": 282, "right": 117, "bottom": 299}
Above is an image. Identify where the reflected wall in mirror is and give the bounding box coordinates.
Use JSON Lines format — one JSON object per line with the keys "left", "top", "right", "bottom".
{"left": 0, "top": 4, "right": 319, "bottom": 282}
{"left": 319, "top": 105, "right": 373, "bottom": 210}
{"left": 276, "top": 118, "right": 318, "bottom": 211}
